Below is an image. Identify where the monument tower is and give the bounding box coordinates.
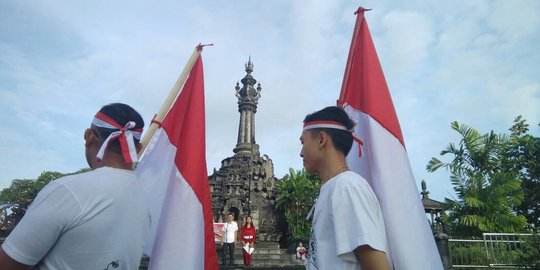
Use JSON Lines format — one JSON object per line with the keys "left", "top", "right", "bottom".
{"left": 209, "top": 58, "right": 280, "bottom": 241}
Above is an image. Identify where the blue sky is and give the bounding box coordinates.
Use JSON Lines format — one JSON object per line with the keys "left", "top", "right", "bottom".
{"left": 1, "top": 0, "right": 539, "bottom": 201}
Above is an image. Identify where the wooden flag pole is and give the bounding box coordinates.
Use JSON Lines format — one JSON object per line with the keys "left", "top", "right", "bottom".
{"left": 138, "top": 44, "right": 212, "bottom": 156}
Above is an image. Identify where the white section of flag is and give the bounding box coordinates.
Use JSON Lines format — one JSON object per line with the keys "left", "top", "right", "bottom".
{"left": 344, "top": 105, "right": 443, "bottom": 269}
{"left": 136, "top": 128, "right": 205, "bottom": 269}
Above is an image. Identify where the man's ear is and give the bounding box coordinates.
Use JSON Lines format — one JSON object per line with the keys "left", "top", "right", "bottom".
{"left": 84, "top": 128, "right": 98, "bottom": 147}
{"left": 317, "top": 131, "right": 328, "bottom": 148}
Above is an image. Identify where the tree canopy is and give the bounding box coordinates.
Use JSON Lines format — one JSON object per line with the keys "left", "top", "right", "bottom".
{"left": 427, "top": 117, "right": 539, "bottom": 237}
{"left": 275, "top": 168, "right": 321, "bottom": 240}
{"left": 503, "top": 117, "right": 540, "bottom": 230}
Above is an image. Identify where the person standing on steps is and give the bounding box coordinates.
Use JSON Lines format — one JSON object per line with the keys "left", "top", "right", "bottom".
{"left": 221, "top": 213, "right": 238, "bottom": 266}
{"left": 240, "top": 216, "right": 256, "bottom": 267}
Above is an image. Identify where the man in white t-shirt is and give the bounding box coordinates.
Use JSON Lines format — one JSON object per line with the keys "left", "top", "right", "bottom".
{"left": 220, "top": 213, "right": 238, "bottom": 266}
{"left": 0, "top": 103, "right": 150, "bottom": 270}
{"left": 300, "top": 106, "right": 391, "bottom": 270}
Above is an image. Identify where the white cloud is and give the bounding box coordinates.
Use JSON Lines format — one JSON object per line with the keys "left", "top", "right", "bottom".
{"left": 488, "top": 0, "right": 540, "bottom": 42}
{"left": 486, "top": 80, "right": 540, "bottom": 126}
{"left": 379, "top": 10, "right": 435, "bottom": 78}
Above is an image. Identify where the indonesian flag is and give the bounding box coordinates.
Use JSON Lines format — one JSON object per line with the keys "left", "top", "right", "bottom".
{"left": 338, "top": 7, "right": 443, "bottom": 269}
{"left": 135, "top": 52, "right": 218, "bottom": 269}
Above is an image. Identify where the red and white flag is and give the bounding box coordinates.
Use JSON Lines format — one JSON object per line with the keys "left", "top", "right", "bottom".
{"left": 135, "top": 50, "right": 218, "bottom": 269}
{"left": 338, "top": 7, "right": 443, "bottom": 269}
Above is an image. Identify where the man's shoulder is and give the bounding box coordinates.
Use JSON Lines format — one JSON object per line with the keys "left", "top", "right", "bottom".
{"left": 56, "top": 167, "right": 136, "bottom": 189}
{"left": 54, "top": 169, "right": 97, "bottom": 185}
{"left": 332, "top": 171, "right": 378, "bottom": 199}
{"left": 36, "top": 170, "right": 108, "bottom": 202}
{"left": 334, "top": 171, "right": 369, "bottom": 187}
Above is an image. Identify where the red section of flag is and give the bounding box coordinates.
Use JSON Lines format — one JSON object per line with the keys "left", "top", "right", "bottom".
{"left": 338, "top": 7, "right": 404, "bottom": 146}
{"left": 161, "top": 56, "right": 218, "bottom": 270}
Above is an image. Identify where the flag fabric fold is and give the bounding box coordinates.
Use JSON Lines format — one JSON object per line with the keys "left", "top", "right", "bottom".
{"left": 338, "top": 7, "right": 444, "bottom": 269}
{"left": 135, "top": 54, "right": 218, "bottom": 270}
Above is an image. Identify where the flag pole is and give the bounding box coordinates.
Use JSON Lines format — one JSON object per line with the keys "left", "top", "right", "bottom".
{"left": 138, "top": 44, "right": 213, "bottom": 156}
{"left": 338, "top": 6, "right": 370, "bottom": 107}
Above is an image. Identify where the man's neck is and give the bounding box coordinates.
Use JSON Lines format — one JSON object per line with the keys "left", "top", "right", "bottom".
{"left": 318, "top": 152, "right": 348, "bottom": 183}
{"left": 94, "top": 151, "right": 133, "bottom": 171}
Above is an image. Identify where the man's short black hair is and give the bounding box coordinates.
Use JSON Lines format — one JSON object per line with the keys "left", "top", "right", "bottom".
{"left": 93, "top": 103, "right": 144, "bottom": 152}
{"left": 303, "top": 106, "right": 354, "bottom": 156}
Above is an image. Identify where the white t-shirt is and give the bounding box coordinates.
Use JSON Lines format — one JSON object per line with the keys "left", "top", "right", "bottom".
{"left": 307, "top": 171, "right": 391, "bottom": 270}
{"left": 2, "top": 167, "right": 150, "bottom": 270}
{"left": 221, "top": 221, "right": 238, "bottom": 243}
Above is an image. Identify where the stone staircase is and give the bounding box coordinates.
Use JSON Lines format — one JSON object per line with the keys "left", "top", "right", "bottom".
{"left": 217, "top": 241, "right": 305, "bottom": 269}
{"left": 139, "top": 242, "right": 305, "bottom": 270}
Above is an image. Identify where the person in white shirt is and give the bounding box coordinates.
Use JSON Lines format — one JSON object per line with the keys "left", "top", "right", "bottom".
{"left": 220, "top": 213, "right": 238, "bottom": 266}
{"left": 0, "top": 103, "right": 150, "bottom": 270}
{"left": 300, "top": 106, "right": 391, "bottom": 270}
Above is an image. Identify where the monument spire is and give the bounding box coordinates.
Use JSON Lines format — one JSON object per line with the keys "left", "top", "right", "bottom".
{"left": 234, "top": 57, "right": 262, "bottom": 155}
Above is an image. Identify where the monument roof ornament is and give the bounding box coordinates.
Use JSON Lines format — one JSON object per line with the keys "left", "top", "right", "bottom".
{"left": 236, "top": 57, "right": 261, "bottom": 106}
{"left": 245, "top": 56, "right": 254, "bottom": 73}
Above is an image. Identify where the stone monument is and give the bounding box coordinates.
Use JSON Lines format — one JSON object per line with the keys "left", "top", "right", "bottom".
{"left": 209, "top": 58, "right": 281, "bottom": 241}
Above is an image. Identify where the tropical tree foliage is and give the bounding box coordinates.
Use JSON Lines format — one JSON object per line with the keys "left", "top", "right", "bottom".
{"left": 275, "top": 168, "right": 321, "bottom": 240}
{"left": 518, "top": 232, "right": 540, "bottom": 267}
{"left": 502, "top": 116, "right": 540, "bottom": 230}
{"left": 427, "top": 121, "right": 527, "bottom": 237}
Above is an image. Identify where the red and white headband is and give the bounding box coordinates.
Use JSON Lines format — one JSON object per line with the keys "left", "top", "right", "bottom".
{"left": 303, "top": 120, "right": 364, "bottom": 156}
{"left": 92, "top": 112, "right": 143, "bottom": 164}
{"left": 303, "top": 120, "right": 351, "bottom": 132}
